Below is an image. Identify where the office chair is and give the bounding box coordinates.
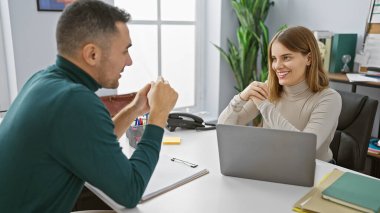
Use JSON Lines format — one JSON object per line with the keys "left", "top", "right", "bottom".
{"left": 330, "top": 90, "right": 378, "bottom": 172}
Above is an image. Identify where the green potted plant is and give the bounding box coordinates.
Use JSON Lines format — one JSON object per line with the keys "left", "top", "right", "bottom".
{"left": 214, "top": 0, "right": 273, "bottom": 92}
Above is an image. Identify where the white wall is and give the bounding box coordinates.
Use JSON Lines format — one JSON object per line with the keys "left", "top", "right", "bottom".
{"left": 216, "top": 0, "right": 239, "bottom": 115}
{"left": 266, "top": 0, "right": 371, "bottom": 51}
{"left": 7, "top": 0, "right": 114, "bottom": 96}
{"left": 8, "top": 0, "right": 60, "bottom": 88}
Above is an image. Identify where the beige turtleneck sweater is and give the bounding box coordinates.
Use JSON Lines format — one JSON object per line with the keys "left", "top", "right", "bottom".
{"left": 218, "top": 80, "right": 342, "bottom": 162}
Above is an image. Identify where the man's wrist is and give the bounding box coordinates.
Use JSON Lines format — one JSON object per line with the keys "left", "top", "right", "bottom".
{"left": 116, "top": 104, "right": 138, "bottom": 120}
{"left": 147, "top": 111, "right": 169, "bottom": 128}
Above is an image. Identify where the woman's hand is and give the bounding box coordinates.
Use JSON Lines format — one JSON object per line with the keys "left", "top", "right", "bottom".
{"left": 239, "top": 81, "right": 269, "bottom": 104}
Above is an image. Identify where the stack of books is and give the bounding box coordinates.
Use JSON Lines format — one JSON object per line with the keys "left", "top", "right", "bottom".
{"left": 293, "top": 169, "right": 380, "bottom": 213}
{"left": 365, "top": 67, "right": 380, "bottom": 79}
{"left": 368, "top": 138, "right": 380, "bottom": 155}
{"left": 313, "top": 30, "right": 359, "bottom": 73}
{"left": 313, "top": 30, "right": 333, "bottom": 72}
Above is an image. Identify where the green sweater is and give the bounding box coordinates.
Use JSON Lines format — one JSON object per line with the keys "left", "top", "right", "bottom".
{"left": 0, "top": 56, "right": 163, "bottom": 212}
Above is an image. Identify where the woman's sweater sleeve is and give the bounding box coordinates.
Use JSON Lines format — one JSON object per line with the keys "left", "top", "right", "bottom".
{"left": 218, "top": 94, "right": 260, "bottom": 125}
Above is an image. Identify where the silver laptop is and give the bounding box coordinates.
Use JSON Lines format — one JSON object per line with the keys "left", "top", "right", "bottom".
{"left": 216, "top": 124, "right": 316, "bottom": 187}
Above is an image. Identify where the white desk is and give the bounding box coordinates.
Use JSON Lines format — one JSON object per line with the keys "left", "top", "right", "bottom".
{"left": 88, "top": 129, "right": 355, "bottom": 213}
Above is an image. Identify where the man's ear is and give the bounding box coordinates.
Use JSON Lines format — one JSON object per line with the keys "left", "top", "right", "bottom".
{"left": 82, "top": 43, "right": 101, "bottom": 66}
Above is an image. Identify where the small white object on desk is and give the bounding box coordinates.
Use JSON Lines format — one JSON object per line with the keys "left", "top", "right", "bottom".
{"left": 346, "top": 73, "right": 380, "bottom": 82}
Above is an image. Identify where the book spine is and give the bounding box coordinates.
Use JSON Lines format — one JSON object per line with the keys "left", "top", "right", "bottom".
{"left": 329, "top": 34, "right": 358, "bottom": 73}
{"left": 323, "top": 37, "right": 332, "bottom": 72}
{"left": 367, "top": 67, "right": 380, "bottom": 72}
{"left": 368, "top": 147, "right": 380, "bottom": 153}
{"left": 313, "top": 30, "right": 333, "bottom": 72}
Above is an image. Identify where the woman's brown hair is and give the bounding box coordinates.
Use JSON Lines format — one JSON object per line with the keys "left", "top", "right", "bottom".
{"left": 267, "top": 26, "right": 329, "bottom": 102}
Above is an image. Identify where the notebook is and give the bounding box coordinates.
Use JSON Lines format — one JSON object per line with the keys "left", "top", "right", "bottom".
{"left": 293, "top": 169, "right": 362, "bottom": 213}
{"left": 322, "top": 172, "right": 380, "bottom": 213}
{"left": 216, "top": 124, "right": 316, "bottom": 186}
{"left": 86, "top": 154, "right": 209, "bottom": 211}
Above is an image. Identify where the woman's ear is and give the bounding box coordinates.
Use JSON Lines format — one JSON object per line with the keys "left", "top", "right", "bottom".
{"left": 82, "top": 43, "right": 101, "bottom": 66}
{"left": 306, "top": 52, "right": 312, "bottom": 66}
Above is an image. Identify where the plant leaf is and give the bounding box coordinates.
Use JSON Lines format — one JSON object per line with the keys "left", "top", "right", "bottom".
{"left": 214, "top": 0, "right": 274, "bottom": 90}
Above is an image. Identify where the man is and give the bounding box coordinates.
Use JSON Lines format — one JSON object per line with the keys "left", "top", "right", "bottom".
{"left": 0, "top": 0, "right": 178, "bottom": 212}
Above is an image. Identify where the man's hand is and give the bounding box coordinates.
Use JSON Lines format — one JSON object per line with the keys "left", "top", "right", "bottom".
{"left": 112, "top": 78, "right": 177, "bottom": 138}
{"left": 129, "top": 83, "right": 151, "bottom": 116}
{"left": 147, "top": 77, "right": 178, "bottom": 128}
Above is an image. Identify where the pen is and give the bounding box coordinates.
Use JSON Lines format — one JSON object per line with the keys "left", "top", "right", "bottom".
{"left": 134, "top": 118, "right": 138, "bottom": 126}
{"left": 171, "top": 158, "right": 198, "bottom": 168}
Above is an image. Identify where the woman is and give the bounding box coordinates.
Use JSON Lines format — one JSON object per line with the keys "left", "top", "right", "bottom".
{"left": 218, "top": 26, "right": 342, "bottom": 162}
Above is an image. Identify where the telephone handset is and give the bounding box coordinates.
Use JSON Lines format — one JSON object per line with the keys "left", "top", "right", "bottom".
{"left": 167, "top": 112, "right": 216, "bottom": 132}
